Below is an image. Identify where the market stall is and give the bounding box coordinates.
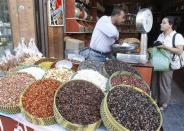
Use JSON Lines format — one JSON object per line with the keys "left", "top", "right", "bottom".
{"left": 0, "top": 39, "right": 162, "bottom": 130}
{"left": 2, "top": 0, "right": 184, "bottom": 130}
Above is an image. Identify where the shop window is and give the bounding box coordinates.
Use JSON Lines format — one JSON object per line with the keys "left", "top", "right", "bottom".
{"left": 0, "top": 0, "right": 13, "bottom": 56}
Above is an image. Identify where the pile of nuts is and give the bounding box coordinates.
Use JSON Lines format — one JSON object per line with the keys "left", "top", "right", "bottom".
{"left": 107, "top": 86, "right": 161, "bottom": 131}
{"left": 22, "top": 79, "right": 61, "bottom": 118}
{"left": 104, "top": 60, "right": 140, "bottom": 77}
{"left": 110, "top": 74, "right": 150, "bottom": 93}
{"left": 0, "top": 73, "right": 35, "bottom": 106}
{"left": 43, "top": 68, "right": 73, "bottom": 83}
{"left": 56, "top": 80, "right": 104, "bottom": 125}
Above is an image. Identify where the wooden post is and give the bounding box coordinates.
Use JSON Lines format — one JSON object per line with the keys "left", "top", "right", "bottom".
{"left": 7, "top": 0, "right": 36, "bottom": 47}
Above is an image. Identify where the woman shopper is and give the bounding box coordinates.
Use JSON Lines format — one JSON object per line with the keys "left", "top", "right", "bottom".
{"left": 154, "top": 16, "right": 184, "bottom": 111}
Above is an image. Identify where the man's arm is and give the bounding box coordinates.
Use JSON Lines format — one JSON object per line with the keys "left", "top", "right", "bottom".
{"left": 96, "top": 23, "right": 119, "bottom": 38}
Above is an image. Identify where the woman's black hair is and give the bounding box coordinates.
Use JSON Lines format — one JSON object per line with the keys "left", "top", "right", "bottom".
{"left": 164, "top": 16, "right": 177, "bottom": 30}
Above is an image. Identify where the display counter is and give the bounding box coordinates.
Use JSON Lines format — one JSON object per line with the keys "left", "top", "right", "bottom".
{"left": 0, "top": 113, "right": 106, "bottom": 131}
{"left": 133, "top": 63, "right": 153, "bottom": 86}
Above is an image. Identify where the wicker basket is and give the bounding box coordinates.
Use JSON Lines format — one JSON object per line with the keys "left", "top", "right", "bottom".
{"left": 0, "top": 104, "right": 20, "bottom": 114}
{"left": 102, "top": 60, "right": 141, "bottom": 78}
{"left": 19, "top": 79, "right": 61, "bottom": 125}
{"left": 107, "top": 71, "right": 150, "bottom": 94}
{"left": 0, "top": 73, "right": 36, "bottom": 114}
{"left": 35, "top": 58, "right": 58, "bottom": 70}
{"left": 53, "top": 80, "right": 104, "bottom": 131}
{"left": 100, "top": 85, "right": 163, "bottom": 131}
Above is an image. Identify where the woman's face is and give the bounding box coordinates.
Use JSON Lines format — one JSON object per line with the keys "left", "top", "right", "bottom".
{"left": 160, "top": 18, "right": 172, "bottom": 32}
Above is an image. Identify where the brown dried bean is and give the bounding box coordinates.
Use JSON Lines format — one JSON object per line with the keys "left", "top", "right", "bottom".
{"left": 0, "top": 73, "right": 35, "bottom": 106}
{"left": 22, "top": 79, "right": 61, "bottom": 118}
{"left": 56, "top": 80, "right": 104, "bottom": 125}
{"left": 107, "top": 86, "right": 161, "bottom": 131}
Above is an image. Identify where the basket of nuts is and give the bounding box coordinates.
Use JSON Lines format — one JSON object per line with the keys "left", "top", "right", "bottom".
{"left": 107, "top": 71, "right": 150, "bottom": 94}
{"left": 103, "top": 60, "right": 141, "bottom": 78}
{"left": 100, "top": 85, "right": 162, "bottom": 131}
{"left": 20, "top": 79, "right": 61, "bottom": 125}
{"left": 54, "top": 80, "right": 104, "bottom": 131}
{"left": 0, "top": 73, "right": 36, "bottom": 114}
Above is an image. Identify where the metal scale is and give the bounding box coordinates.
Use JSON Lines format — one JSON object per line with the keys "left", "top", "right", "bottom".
{"left": 116, "top": 8, "right": 153, "bottom": 64}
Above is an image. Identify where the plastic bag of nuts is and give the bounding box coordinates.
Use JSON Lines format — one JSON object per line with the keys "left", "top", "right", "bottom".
{"left": 20, "top": 79, "right": 61, "bottom": 125}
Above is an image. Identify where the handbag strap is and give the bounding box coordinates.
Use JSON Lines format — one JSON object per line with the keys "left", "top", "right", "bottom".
{"left": 171, "top": 33, "right": 178, "bottom": 61}
{"left": 171, "top": 33, "right": 183, "bottom": 66}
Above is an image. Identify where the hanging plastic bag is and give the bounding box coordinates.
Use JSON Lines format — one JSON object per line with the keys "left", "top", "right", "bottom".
{"left": 149, "top": 47, "right": 171, "bottom": 71}
{"left": 27, "top": 38, "right": 42, "bottom": 57}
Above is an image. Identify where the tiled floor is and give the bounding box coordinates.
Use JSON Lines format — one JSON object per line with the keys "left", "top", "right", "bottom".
{"left": 162, "top": 81, "right": 184, "bottom": 131}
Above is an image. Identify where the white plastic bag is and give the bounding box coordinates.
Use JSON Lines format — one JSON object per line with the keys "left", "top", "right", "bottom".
{"left": 27, "top": 38, "right": 42, "bottom": 57}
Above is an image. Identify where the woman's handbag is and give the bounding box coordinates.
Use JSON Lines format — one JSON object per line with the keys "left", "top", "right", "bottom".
{"left": 149, "top": 47, "right": 171, "bottom": 71}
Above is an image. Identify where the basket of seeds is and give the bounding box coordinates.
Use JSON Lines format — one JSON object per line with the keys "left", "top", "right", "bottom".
{"left": 77, "top": 60, "right": 104, "bottom": 75}
{"left": 100, "top": 85, "right": 163, "bottom": 131}
{"left": 54, "top": 80, "right": 104, "bottom": 131}
{"left": 107, "top": 71, "right": 150, "bottom": 94}
{"left": 20, "top": 79, "right": 61, "bottom": 125}
{"left": 35, "top": 58, "right": 58, "bottom": 70}
{"left": 103, "top": 60, "right": 141, "bottom": 78}
{"left": 0, "top": 73, "right": 36, "bottom": 114}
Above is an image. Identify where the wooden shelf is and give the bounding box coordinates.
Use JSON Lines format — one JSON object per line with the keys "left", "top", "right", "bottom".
{"left": 65, "top": 0, "right": 97, "bottom": 33}
{"left": 74, "top": 18, "right": 96, "bottom": 22}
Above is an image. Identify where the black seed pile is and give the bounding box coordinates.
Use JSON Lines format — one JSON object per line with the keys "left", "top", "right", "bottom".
{"left": 111, "top": 75, "right": 150, "bottom": 93}
{"left": 56, "top": 80, "right": 104, "bottom": 125}
{"left": 78, "top": 60, "right": 104, "bottom": 74}
{"left": 107, "top": 86, "right": 161, "bottom": 131}
{"left": 104, "top": 60, "right": 141, "bottom": 77}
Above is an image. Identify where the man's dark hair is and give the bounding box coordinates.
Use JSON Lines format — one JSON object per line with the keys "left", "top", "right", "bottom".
{"left": 111, "top": 5, "right": 127, "bottom": 16}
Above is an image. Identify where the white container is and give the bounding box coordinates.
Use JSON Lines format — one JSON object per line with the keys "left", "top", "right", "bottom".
{"left": 116, "top": 53, "right": 148, "bottom": 64}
